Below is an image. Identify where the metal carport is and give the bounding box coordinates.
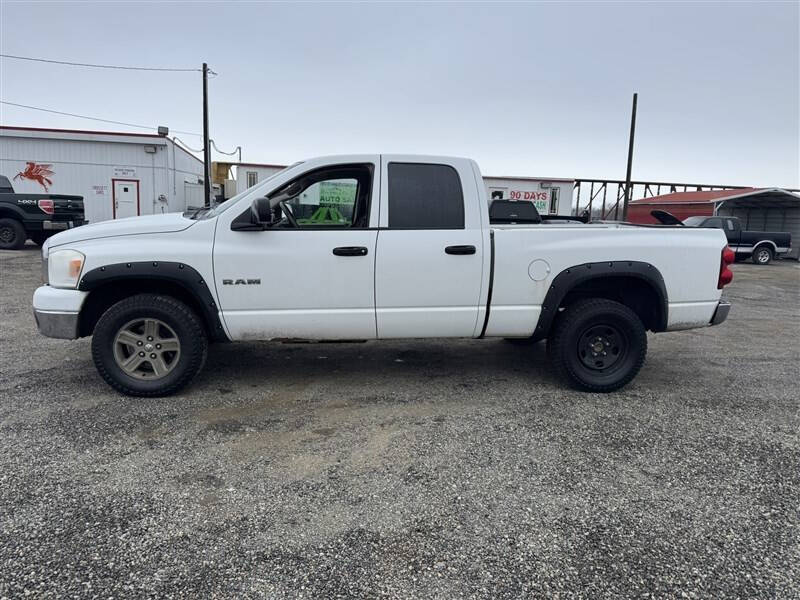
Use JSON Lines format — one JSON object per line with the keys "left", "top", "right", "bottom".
{"left": 715, "top": 188, "right": 800, "bottom": 259}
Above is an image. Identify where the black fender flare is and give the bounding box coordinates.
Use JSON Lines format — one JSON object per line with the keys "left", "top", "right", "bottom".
{"left": 78, "top": 261, "right": 227, "bottom": 341}
{"left": 531, "top": 260, "right": 668, "bottom": 341}
{"left": 0, "top": 204, "right": 29, "bottom": 222}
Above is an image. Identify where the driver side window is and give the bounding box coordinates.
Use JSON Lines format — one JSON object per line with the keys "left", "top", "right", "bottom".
{"left": 270, "top": 165, "right": 372, "bottom": 229}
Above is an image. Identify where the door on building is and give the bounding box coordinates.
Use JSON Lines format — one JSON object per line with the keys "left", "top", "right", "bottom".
{"left": 113, "top": 179, "right": 140, "bottom": 219}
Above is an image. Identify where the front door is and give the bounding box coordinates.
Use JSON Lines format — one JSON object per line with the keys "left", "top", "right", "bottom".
{"left": 113, "top": 179, "right": 139, "bottom": 219}
{"left": 374, "top": 157, "right": 488, "bottom": 338}
{"left": 214, "top": 160, "right": 380, "bottom": 340}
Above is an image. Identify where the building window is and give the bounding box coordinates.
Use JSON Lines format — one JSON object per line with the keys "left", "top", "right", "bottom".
{"left": 549, "top": 187, "right": 560, "bottom": 214}
{"left": 246, "top": 171, "right": 258, "bottom": 188}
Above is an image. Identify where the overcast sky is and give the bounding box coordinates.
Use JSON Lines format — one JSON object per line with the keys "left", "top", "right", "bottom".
{"left": 1, "top": 1, "right": 798, "bottom": 187}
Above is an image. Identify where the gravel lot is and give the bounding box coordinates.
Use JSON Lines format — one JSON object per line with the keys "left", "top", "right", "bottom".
{"left": 1, "top": 245, "right": 798, "bottom": 598}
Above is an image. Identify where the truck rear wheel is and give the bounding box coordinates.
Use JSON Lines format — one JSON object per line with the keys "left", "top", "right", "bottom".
{"left": 0, "top": 218, "right": 26, "bottom": 250}
{"left": 91, "top": 294, "right": 208, "bottom": 397}
{"left": 547, "top": 298, "right": 647, "bottom": 393}
{"left": 751, "top": 246, "right": 773, "bottom": 265}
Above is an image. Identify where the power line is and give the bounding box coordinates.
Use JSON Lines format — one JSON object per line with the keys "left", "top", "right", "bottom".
{"left": 211, "top": 139, "right": 241, "bottom": 157}
{"left": 172, "top": 136, "right": 205, "bottom": 153}
{"left": 0, "top": 100, "right": 201, "bottom": 136}
{"left": 0, "top": 53, "right": 202, "bottom": 72}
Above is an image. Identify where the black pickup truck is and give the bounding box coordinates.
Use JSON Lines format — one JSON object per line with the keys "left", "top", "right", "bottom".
{"left": 683, "top": 215, "right": 791, "bottom": 265}
{"left": 0, "top": 175, "right": 85, "bottom": 250}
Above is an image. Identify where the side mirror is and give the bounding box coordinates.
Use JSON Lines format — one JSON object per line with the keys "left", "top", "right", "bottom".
{"left": 230, "top": 197, "right": 274, "bottom": 231}
{"left": 252, "top": 197, "right": 273, "bottom": 224}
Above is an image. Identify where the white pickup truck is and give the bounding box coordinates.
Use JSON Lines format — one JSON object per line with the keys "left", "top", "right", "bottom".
{"left": 33, "top": 155, "right": 734, "bottom": 396}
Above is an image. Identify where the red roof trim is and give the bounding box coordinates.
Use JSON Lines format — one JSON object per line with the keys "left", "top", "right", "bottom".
{"left": 0, "top": 124, "right": 167, "bottom": 139}
{"left": 233, "top": 162, "right": 288, "bottom": 169}
{"left": 484, "top": 175, "right": 575, "bottom": 183}
{"left": 630, "top": 188, "right": 761, "bottom": 205}
{"left": 1, "top": 124, "right": 204, "bottom": 166}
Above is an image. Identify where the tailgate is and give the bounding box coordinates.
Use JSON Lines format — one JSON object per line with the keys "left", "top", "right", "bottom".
{"left": 50, "top": 195, "right": 85, "bottom": 220}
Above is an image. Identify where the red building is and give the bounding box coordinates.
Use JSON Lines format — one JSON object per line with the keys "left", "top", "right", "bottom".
{"left": 627, "top": 188, "right": 758, "bottom": 224}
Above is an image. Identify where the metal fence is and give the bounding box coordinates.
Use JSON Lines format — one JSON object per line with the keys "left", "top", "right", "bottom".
{"left": 569, "top": 179, "right": 791, "bottom": 220}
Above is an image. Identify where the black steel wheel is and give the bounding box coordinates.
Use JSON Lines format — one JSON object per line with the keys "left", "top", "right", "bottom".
{"left": 751, "top": 246, "right": 773, "bottom": 265}
{"left": 547, "top": 298, "right": 647, "bottom": 393}
{"left": 91, "top": 294, "right": 208, "bottom": 397}
{"left": 0, "top": 218, "right": 26, "bottom": 250}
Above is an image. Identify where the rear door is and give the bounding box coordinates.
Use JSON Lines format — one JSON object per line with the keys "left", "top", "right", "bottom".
{"left": 374, "top": 156, "right": 486, "bottom": 338}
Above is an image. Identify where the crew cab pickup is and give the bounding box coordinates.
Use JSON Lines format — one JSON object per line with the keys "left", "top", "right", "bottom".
{"left": 683, "top": 215, "right": 791, "bottom": 265}
{"left": 33, "top": 155, "right": 734, "bottom": 396}
{"left": 0, "top": 175, "right": 85, "bottom": 249}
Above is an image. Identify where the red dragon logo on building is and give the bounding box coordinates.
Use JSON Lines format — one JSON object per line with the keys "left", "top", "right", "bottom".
{"left": 14, "top": 162, "right": 55, "bottom": 192}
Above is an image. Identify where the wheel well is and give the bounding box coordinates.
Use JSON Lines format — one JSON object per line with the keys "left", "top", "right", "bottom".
{"left": 78, "top": 279, "right": 210, "bottom": 338}
{"left": 0, "top": 209, "right": 23, "bottom": 221}
{"left": 558, "top": 275, "right": 665, "bottom": 332}
{"left": 752, "top": 241, "right": 776, "bottom": 253}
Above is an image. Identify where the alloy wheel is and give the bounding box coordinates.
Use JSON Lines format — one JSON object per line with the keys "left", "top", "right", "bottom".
{"left": 113, "top": 318, "right": 181, "bottom": 379}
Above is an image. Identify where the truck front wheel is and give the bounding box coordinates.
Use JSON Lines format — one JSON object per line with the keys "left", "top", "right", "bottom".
{"left": 547, "top": 298, "right": 647, "bottom": 393}
{"left": 0, "top": 218, "right": 26, "bottom": 250}
{"left": 91, "top": 294, "right": 208, "bottom": 397}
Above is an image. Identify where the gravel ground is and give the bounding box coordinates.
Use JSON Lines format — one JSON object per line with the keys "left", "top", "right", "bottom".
{"left": 1, "top": 245, "right": 798, "bottom": 599}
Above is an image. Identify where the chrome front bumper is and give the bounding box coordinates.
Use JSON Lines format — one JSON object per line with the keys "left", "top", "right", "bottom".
{"left": 33, "top": 309, "right": 80, "bottom": 339}
{"left": 32, "top": 285, "right": 88, "bottom": 339}
{"left": 710, "top": 299, "right": 731, "bottom": 326}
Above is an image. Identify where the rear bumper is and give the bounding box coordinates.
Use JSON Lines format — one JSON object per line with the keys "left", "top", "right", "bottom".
{"left": 32, "top": 285, "right": 88, "bottom": 339}
{"left": 42, "top": 219, "right": 85, "bottom": 230}
{"left": 710, "top": 299, "right": 731, "bottom": 326}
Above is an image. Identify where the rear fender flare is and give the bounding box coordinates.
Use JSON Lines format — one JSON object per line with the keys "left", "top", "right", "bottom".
{"left": 750, "top": 240, "right": 778, "bottom": 253}
{"left": 0, "top": 204, "right": 29, "bottom": 221}
{"left": 532, "top": 261, "right": 668, "bottom": 341}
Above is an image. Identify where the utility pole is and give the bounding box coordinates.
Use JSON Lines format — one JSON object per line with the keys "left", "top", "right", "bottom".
{"left": 202, "top": 62, "right": 212, "bottom": 208}
{"left": 621, "top": 92, "right": 638, "bottom": 221}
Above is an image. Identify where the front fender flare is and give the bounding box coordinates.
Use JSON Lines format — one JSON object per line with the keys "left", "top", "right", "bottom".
{"left": 78, "top": 261, "right": 227, "bottom": 341}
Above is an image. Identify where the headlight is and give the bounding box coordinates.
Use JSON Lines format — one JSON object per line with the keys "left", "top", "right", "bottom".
{"left": 48, "top": 249, "right": 85, "bottom": 289}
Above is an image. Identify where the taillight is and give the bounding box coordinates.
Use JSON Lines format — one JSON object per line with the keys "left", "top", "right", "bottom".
{"left": 37, "top": 199, "right": 54, "bottom": 215}
{"left": 718, "top": 246, "right": 735, "bottom": 289}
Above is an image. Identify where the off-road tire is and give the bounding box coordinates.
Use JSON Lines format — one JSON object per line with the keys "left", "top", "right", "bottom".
{"left": 547, "top": 298, "right": 647, "bottom": 393}
{"left": 751, "top": 246, "right": 773, "bottom": 265}
{"left": 91, "top": 294, "right": 208, "bottom": 397}
{"left": 0, "top": 218, "right": 26, "bottom": 250}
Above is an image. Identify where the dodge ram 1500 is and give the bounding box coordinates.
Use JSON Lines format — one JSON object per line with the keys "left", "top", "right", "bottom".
{"left": 33, "top": 155, "right": 734, "bottom": 396}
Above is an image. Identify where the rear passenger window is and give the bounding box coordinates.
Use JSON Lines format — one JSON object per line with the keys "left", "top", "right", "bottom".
{"left": 388, "top": 163, "right": 464, "bottom": 229}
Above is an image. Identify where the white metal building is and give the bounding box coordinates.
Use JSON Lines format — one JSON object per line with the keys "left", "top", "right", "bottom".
{"left": 0, "top": 126, "right": 205, "bottom": 224}
{"left": 218, "top": 161, "right": 574, "bottom": 215}
{"left": 483, "top": 175, "right": 573, "bottom": 215}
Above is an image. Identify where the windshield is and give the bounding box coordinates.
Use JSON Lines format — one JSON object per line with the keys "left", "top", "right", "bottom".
{"left": 193, "top": 163, "right": 302, "bottom": 219}
{"left": 682, "top": 216, "right": 705, "bottom": 227}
